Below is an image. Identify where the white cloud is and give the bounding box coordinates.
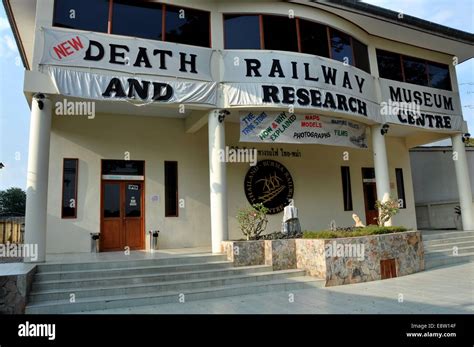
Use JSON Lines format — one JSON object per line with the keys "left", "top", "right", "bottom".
{"left": 363, "top": 0, "right": 473, "bottom": 32}
{"left": 427, "top": 10, "right": 454, "bottom": 25}
{"left": 4, "top": 34, "right": 16, "bottom": 51}
{"left": 0, "top": 17, "right": 9, "bottom": 31}
{"left": 0, "top": 34, "right": 18, "bottom": 58}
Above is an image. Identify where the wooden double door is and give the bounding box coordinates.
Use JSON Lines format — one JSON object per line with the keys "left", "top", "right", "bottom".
{"left": 100, "top": 181, "right": 144, "bottom": 252}
{"left": 363, "top": 182, "right": 378, "bottom": 226}
{"left": 362, "top": 168, "right": 379, "bottom": 226}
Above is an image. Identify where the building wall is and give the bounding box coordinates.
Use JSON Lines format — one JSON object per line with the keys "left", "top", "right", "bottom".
{"left": 23, "top": 0, "right": 457, "bottom": 250}
{"left": 46, "top": 113, "right": 417, "bottom": 253}
{"left": 47, "top": 113, "right": 212, "bottom": 253}
{"left": 410, "top": 148, "right": 474, "bottom": 229}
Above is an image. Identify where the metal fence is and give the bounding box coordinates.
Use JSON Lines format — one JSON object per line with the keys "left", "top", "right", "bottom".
{"left": 0, "top": 216, "right": 25, "bottom": 244}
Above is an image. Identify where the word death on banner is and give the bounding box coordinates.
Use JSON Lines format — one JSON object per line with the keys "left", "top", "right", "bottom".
{"left": 240, "top": 112, "right": 368, "bottom": 149}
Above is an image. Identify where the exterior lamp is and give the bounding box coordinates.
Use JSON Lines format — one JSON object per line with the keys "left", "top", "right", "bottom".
{"left": 218, "top": 110, "right": 230, "bottom": 123}
{"left": 381, "top": 123, "right": 390, "bottom": 136}
{"left": 0, "top": 163, "right": 4, "bottom": 169}
{"left": 34, "top": 93, "right": 45, "bottom": 110}
{"left": 462, "top": 133, "right": 471, "bottom": 143}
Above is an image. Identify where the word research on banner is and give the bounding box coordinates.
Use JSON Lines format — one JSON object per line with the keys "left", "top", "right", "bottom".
{"left": 240, "top": 111, "right": 368, "bottom": 149}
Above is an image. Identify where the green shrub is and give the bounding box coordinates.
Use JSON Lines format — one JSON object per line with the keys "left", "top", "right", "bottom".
{"left": 303, "top": 225, "right": 408, "bottom": 239}
{"left": 375, "top": 197, "right": 400, "bottom": 226}
{"left": 236, "top": 203, "right": 269, "bottom": 240}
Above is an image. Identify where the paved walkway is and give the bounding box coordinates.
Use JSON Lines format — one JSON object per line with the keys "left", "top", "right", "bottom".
{"left": 85, "top": 262, "right": 474, "bottom": 314}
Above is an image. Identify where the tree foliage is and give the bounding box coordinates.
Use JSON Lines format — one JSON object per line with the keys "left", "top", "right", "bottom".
{"left": 0, "top": 187, "right": 26, "bottom": 216}
{"left": 374, "top": 197, "right": 400, "bottom": 227}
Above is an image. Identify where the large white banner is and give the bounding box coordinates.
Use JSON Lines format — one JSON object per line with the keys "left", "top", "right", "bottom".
{"left": 240, "top": 111, "right": 368, "bottom": 149}
{"left": 40, "top": 27, "right": 213, "bottom": 81}
{"left": 46, "top": 66, "right": 217, "bottom": 105}
{"left": 379, "top": 78, "right": 464, "bottom": 131}
{"left": 223, "top": 50, "right": 381, "bottom": 122}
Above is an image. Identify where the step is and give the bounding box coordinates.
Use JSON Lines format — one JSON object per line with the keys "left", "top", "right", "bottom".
{"left": 34, "top": 261, "right": 233, "bottom": 282}
{"left": 424, "top": 240, "right": 474, "bottom": 251}
{"left": 422, "top": 231, "right": 474, "bottom": 242}
{"left": 424, "top": 252, "right": 474, "bottom": 269}
{"left": 32, "top": 265, "right": 273, "bottom": 291}
{"left": 28, "top": 269, "right": 307, "bottom": 303}
{"left": 423, "top": 235, "right": 474, "bottom": 246}
{"left": 26, "top": 276, "right": 324, "bottom": 314}
{"left": 424, "top": 245, "right": 474, "bottom": 257}
{"left": 36, "top": 254, "right": 227, "bottom": 273}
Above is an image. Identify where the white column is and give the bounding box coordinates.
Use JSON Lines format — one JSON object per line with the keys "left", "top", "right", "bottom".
{"left": 371, "top": 124, "right": 392, "bottom": 226}
{"left": 24, "top": 94, "right": 52, "bottom": 262}
{"left": 208, "top": 109, "right": 228, "bottom": 253}
{"left": 452, "top": 133, "right": 474, "bottom": 230}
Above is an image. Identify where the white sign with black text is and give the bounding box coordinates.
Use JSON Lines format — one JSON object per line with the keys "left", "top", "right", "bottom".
{"left": 223, "top": 50, "right": 381, "bottom": 121}
{"left": 40, "top": 27, "right": 213, "bottom": 81}
{"left": 46, "top": 66, "right": 217, "bottom": 105}
{"left": 379, "top": 78, "right": 464, "bottom": 131}
{"left": 240, "top": 111, "right": 368, "bottom": 149}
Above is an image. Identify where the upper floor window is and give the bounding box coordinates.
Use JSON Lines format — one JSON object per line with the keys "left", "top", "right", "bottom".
{"left": 403, "top": 56, "right": 429, "bottom": 87}
{"left": 53, "top": 0, "right": 210, "bottom": 48}
{"left": 329, "top": 28, "right": 353, "bottom": 65}
{"left": 224, "top": 15, "right": 261, "bottom": 49}
{"left": 427, "top": 62, "right": 451, "bottom": 90}
{"left": 299, "top": 19, "right": 329, "bottom": 58}
{"left": 223, "top": 14, "right": 370, "bottom": 73}
{"left": 112, "top": 0, "right": 163, "bottom": 41}
{"left": 352, "top": 39, "right": 370, "bottom": 74}
{"left": 262, "top": 15, "right": 298, "bottom": 52}
{"left": 376, "top": 50, "right": 403, "bottom": 81}
{"left": 165, "top": 5, "right": 210, "bottom": 47}
{"left": 54, "top": 0, "right": 109, "bottom": 33}
{"left": 376, "top": 49, "right": 451, "bottom": 90}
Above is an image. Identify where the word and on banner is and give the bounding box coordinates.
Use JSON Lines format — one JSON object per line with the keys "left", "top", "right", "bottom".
{"left": 240, "top": 111, "right": 368, "bottom": 149}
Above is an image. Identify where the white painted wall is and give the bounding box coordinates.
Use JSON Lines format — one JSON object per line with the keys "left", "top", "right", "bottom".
{"left": 46, "top": 113, "right": 417, "bottom": 253}
{"left": 47, "top": 112, "right": 212, "bottom": 253}
{"left": 410, "top": 148, "right": 474, "bottom": 203}
{"left": 410, "top": 147, "right": 474, "bottom": 229}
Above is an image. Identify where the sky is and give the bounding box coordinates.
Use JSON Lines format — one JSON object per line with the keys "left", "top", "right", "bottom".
{"left": 0, "top": 0, "right": 473, "bottom": 190}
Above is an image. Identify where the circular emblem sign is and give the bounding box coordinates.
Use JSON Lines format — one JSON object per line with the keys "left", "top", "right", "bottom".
{"left": 244, "top": 160, "right": 294, "bottom": 214}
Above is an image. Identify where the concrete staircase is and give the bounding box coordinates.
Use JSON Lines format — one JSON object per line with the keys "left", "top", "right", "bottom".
{"left": 423, "top": 231, "right": 474, "bottom": 269}
{"left": 26, "top": 254, "right": 323, "bottom": 314}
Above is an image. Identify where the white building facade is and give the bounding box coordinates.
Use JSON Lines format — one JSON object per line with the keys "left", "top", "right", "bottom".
{"left": 410, "top": 146, "right": 474, "bottom": 230}
{"left": 4, "top": 0, "right": 474, "bottom": 261}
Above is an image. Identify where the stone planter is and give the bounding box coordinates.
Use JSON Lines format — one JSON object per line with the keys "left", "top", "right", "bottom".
{"left": 296, "top": 230, "right": 424, "bottom": 286}
{"left": 222, "top": 239, "right": 297, "bottom": 270}
{"left": 221, "top": 231, "right": 424, "bottom": 287}
{"left": 0, "top": 266, "right": 36, "bottom": 314}
{"left": 264, "top": 240, "right": 296, "bottom": 270}
{"left": 221, "top": 240, "right": 265, "bottom": 267}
